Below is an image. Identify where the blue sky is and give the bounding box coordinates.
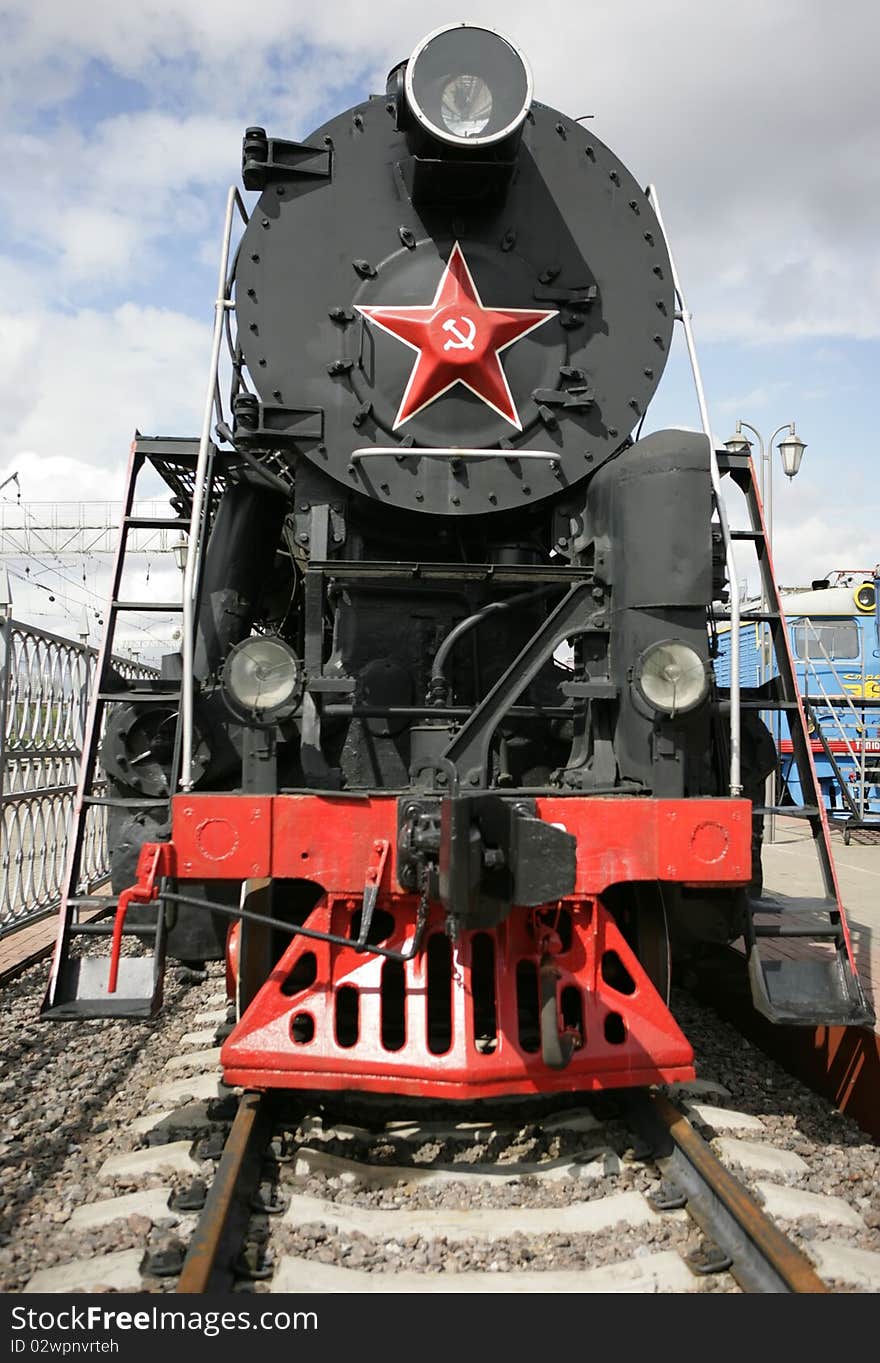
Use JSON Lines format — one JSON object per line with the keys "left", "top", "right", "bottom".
{"left": 0, "top": 0, "right": 877, "bottom": 649}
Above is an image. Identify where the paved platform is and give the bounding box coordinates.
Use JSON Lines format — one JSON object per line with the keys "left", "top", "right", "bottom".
{"left": 762, "top": 818, "right": 878, "bottom": 1029}
{"left": 0, "top": 911, "right": 65, "bottom": 984}
{"left": 0, "top": 897, "right": 108, "bottom": 986}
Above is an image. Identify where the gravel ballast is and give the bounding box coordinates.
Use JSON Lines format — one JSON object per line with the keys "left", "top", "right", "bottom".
{"left": 1, "top": 949, "right": 878, "bottom": 1293}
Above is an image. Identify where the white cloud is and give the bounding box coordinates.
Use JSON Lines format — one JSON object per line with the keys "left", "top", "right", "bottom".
{"left": 2, "top": 2, "right": 877, "bottom": 337}
{"left": 0, "top": 302, "right": 210, "bottom": 476}
{"left": 0, "top": 0, "right": 876, "bottom": 648}
{"left": 714, "top": 382, "right": 793, "bottom": 417}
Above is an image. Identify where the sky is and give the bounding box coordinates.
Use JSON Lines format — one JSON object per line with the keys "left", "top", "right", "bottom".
{"left": 0, "top": 0, "right": 877, "bottom": 654}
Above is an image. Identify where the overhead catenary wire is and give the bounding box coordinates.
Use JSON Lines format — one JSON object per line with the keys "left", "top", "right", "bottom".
{"left": 2, "top": 494, "right": 175, "bottom": 651}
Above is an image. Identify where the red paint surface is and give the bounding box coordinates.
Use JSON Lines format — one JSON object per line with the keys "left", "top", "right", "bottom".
{"left": 122, "top": 792, "right": 753, "bottom": 1097}
{"left": 355, "top": 243, "right": 557, "bottom": 429}
{"left": 170, "top": 793, "right": 752, "bottom": 891}
{"left": 221, "top": 897, "right": 696, "bottom": 1098}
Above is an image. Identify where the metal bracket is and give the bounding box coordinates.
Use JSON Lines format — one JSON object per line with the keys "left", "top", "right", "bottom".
{"left": 242, "top": 129, "right": 331, "bottom": 190}
{"left": 233, "top": 394, "right": 324, "bottom": 447}
{"left": 358, "top": 838, "right": 390, "bottom": 946}
{"left": 108, "top": 841, "right": 174, "bottom": 992}
{"left": 687, "top": 1241, "right": 734, "bottom": 1276}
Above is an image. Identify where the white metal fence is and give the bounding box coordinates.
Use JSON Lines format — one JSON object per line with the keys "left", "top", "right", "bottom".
{"left": 0, "top": 618, "right": 157, "bottom": 935}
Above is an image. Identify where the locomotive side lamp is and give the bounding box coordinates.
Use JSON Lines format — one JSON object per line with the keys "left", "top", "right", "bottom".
{"left": 221, "top": 635, "right": 303, "bottom": 727}
{"left": 403, "top": 23, "right": 533, "bottom": 149}
{"left": 633, "top": 640, "right": 710, "bottom": 717}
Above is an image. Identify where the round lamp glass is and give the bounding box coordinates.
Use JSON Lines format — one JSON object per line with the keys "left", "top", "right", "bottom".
{"left": 638, "top": 641, "right": 708, "bottom": 715}
{"left": 440, "top": 74, "right": 493, "bottom": 136}
{"left": 406, "top": 24, "right": 531, "bottom": 147}
{"left": 226, "top": 638, "right": 299, "bottom": 714}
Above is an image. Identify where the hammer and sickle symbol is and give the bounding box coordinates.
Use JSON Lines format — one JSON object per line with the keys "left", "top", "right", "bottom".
{"left": 442, "top": 316, "right": 477, "bottom": 351}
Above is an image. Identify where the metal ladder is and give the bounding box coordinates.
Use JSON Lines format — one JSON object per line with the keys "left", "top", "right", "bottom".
{"left": 41, "top": 437, "right": 210, "bottom": 1018}
{"left": 42, "top": 186, "right": 247, "bottom": 1019}
{"left": 713, "top": 451, "right": 872, "bottom": 1024}
{"left": 648, "top": 184, "right": 872, "bottom": 1029}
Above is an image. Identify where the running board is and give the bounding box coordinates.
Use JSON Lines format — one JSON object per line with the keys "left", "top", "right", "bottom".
{"left": 745, "top": 895, "right": 873, "bottom": 1027}
{"left": 42, "top": 948, "right": 165, "bottom": 1020}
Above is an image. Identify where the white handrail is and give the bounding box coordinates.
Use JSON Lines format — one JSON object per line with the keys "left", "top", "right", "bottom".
{"left": 646, "top": 185, "right": 741, "bottom": 794}
{"left": 180, "top": 187, "right": 245, "bottom": 790}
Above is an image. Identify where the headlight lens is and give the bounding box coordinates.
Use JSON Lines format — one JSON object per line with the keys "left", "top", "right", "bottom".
{"left": 854, "top": 582, "right": 876, "bottom": 613}
{"left": 222, "top": 636, "right": 302, "bottom": 724}
{"left": 440, "top": 73, "right": 493, "bottom": 137}
{"left": 635, "top": 640, "right": 708, "bottom": 716}
{"left": 405, "top": 24, "right": 532, "bottom": 147}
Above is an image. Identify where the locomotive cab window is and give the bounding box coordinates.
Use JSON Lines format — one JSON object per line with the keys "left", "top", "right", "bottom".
{"left": 792, "top": 619, "right": 860, "bottom": 661}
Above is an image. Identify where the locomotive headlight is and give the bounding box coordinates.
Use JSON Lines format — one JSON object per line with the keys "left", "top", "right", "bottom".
{"left": 634, "top": 641, "right": 709, "bottom": 717}
{"left": 440, "top": 74, "right": 493, "bottom": 137}
{"left": 854, "top": 582, "right": 876, "bottom": 613}
{"left": 222, "top": 636, "right": 303, "bottom": 726}
{"left": 405, "top": 23, "right": 532, "bottom": 148}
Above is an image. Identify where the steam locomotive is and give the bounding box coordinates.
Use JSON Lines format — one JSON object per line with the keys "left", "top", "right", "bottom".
{"left": 45, "top": 22, "right": 872, "bottom": 1095}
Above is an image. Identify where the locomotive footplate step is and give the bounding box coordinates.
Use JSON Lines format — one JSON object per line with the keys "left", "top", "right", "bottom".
{"left": 744, "top": 893, "right": 872, "bottom": 1026}
{"left": 44, "top": 951, "right": 164, "bottom": 1019}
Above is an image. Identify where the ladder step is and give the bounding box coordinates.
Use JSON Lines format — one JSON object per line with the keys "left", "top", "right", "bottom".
{"left": 729, "top": 530, "right": 765, "bottom": 541}
{"left": 123, "top": 516, "right": 188, "bottom": 530}
{"left": 82, "top": 795, "right": 170, "bottom": 808}
{"left": 719, "top": 700, "right": 800, "bottom": 712}
{"left": 68, "top": 922, "right": 157, "bottom": 939}
{"left": 716, "top": 610, "right": 781, "bottom": 622}
{"left": 42, "top": 954, "right": 164, "bottom": 1020}
{"left": 110, "top": 601, "right": 183, "bottom": 612}
{"left": 753, "top": 805, "right": 820, "bottom": 818}
{"left": 96, "top": 691, "right": 181, "bottom": 704}
{"left": 749, "top": 895, "right": 838, "bottom": 916}
{"left": 752, "top": 924, "right": 844, "bottom": 939}
{"left": 67, "top": 896, "right": 114, "bottom": 909}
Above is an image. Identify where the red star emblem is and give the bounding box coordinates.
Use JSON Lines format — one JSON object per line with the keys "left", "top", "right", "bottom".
{"left": 355, "top": 243, "right": 557, "bottom": 430}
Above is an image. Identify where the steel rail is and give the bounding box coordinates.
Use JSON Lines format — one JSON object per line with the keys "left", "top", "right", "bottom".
{"left": 176, "top": 1090, "right": 276, "bottom": 1294}
{"left": 634, "top": 1091, "right": 828, "bottom": 1293}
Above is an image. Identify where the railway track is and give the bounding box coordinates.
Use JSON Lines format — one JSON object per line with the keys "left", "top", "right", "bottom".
{"left": 173, "top": 1088, "right": 828, "bottom": 1294}
{"left": 5, "top": 966, "right": 879, "bottom": 1295}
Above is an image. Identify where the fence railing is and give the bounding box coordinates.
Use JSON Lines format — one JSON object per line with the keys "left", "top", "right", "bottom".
{"left": 0, "top": 617, "right": 158, "bottom": 936}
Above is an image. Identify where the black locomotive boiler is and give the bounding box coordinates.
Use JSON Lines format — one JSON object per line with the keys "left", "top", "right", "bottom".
{"left": 44, "top": 22, "right": 872, "bottom": 1094}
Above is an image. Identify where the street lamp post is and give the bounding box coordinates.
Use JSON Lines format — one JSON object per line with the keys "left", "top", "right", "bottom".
{"left": 723, "top": 421, "right": 807, "bottom": 843}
